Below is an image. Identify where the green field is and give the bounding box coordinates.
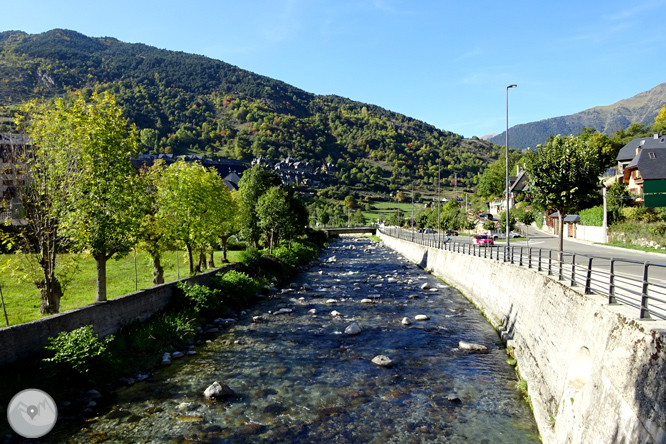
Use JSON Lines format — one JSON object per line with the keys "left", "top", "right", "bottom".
{"left": 0, "top": 250, "right": 242, "bottom": 327}
{"left": 362, "top": 201, "right": 421, "bottom": 224}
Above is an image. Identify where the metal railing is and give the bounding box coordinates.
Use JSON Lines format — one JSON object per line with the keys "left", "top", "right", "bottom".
{"left": 379, "top": 226, "right": 666, "bottom": 321}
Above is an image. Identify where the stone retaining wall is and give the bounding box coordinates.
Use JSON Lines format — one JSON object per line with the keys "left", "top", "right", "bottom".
{"left": 379, "top": 232, "right": 666, "bottom": 444}
{"left": 0, "top": 263, "right": 242, "bottom": 367}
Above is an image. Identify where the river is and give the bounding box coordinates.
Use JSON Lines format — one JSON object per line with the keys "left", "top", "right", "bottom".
{"left": 47, "top": 236, "right": 539, "bottom": 443}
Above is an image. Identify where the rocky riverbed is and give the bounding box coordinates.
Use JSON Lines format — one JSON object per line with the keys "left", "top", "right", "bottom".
{"left": 46, "top": 237, "right": 539, "bottom": 443}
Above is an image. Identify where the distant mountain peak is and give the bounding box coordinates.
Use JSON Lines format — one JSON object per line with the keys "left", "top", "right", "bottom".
{"left": 489, "top": 83, "right": 666, "bottom": 149}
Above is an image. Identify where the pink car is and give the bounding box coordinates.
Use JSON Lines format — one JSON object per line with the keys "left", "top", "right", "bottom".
{"left": 472, "top": 234, "right": 494, "bottom": 247}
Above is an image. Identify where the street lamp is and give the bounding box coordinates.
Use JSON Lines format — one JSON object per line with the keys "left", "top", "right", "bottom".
{"left": 505, "top": 84, "right": 517, "bottom": 258}
{"left": 437, "top": 158, "right": 441, "bottom": 248}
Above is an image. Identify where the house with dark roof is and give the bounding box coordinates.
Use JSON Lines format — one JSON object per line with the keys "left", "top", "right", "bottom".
{"left": 621, "top": 144, "right": 666, "bottom": 207}
{"left": 616, "top": 133, "right": 666, "bottom": 176}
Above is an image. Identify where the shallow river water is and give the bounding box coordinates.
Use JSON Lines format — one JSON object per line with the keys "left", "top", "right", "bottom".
{"left": 50, "top": 237, "right": 539, "bottom": 443}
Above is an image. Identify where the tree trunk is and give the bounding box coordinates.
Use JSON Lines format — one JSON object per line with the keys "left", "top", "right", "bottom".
{"left": 208, "top": 249, "right": 215, "bottom": 268}
{"left": 38, "top": 276, "right": 62, "bottom": 315}
{"left": 198, "top": 249, "right": 206, "bottom": 272}
{"left": 557, "top": 212, "right": 564, "bottom": 277}
{"left": 95, "top": 252, "right": 108, "bottom": 302}
{"left": 153, "top": 254, "right": 164, "bottom": 285}
{"left": 220, "top": 236, "right": 230, "bottom": 263}
{"left": 185, "top": 243, "right": 194, "bottom": 275}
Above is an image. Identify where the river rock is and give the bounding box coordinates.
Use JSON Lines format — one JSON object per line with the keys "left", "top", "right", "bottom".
{"left": 401, "top": 317, "right": 412, "bottom": 326}
{"left": 171, "top": 351, "right": 184, "bottom": 359}
{"left": 326, "top": 299, "right": 338, "bottom": 304}
{"left": 331, "top": 310, "right": 343, "bottom": 317}
{"left": 86, "top": 390, "right": 102, "bottom": 399}
{"left": 415, "top": 315, "right": 430, "bottom": 321}
{"left": 421, "top": 282, "right": 431, "bottom": 290}
{"left": 273, "top": 308, "right": 293, "bottom": 315}
{"left": 345, "top": 322, "right": 362, "bottom": 335}
{"left": 408, "top": 294, "right": 419, "bottom": 299}
{"left": 360, "top": 298, "right": 374, "bottom": 304}
{"left": 371, "top": 355, "right": 393, "bottom": 368}
{"left": 308, "top": 308, "right": 317, "bottom": 314}
{"left": 458, "top": 341, "right": 488, "bottom": 352}
{"left": 204, "top": 381, "right": 234, "bottom": 399}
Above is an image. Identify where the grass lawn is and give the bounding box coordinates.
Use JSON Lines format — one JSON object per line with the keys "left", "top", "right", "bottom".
{"left": 362, "top": 201, "right": 422, "bottom": 224}
{"left": 0, "top": 249, "right": 243, "bottom": 327}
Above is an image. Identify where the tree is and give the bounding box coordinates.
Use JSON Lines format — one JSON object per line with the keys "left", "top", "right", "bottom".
{"left": 219, "top": 191, "right": 240, "bottom": 263}
{"left": 155, "top": 160, "right": 233, "bottom": 274}
{"left": 256, "top": 186, "right": 291, "bottom": 253}
{"left": 238, "top": 165, "right": 282, "bottom": 248}
{"left": 654, "top": 105, "right": 666, "bottom": 135}
{"left": 498, "top": 210, "right": 517, "bottom": 233}
{"left": 524, "top": 134, "right": 606, "bottom": 257}
{"left": 27, "top": 92, "right": 141, "bottom": 304}
{"left": 476, "top": 151, "right": 522, "bottom": 199}
{"left": 344, "top": 195, "right": 357, "bottom": 209}
{"left": 4, "top": 103, "right": 83, "bottom": 314}
{"left": 135, "top": 160, "right": 170, "bottom": 285}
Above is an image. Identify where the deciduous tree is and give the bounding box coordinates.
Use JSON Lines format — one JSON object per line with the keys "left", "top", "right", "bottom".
{"left": 60, "top": 92, "right": 142, "bottom": 302}
{"left": 524, "top": 134, "right": 605, "bottom": 257}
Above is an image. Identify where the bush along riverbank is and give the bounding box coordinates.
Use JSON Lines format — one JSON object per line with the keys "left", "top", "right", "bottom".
{"left": 0, "top": 234, "right": 325, "bottom": 437}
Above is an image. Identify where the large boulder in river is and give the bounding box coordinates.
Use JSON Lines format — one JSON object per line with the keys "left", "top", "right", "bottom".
{"left": 371, "top": 355, "right": 393, "bottom": 368}
{"left": 345, "top": 322, "right": 362, "bottom": 335}
{"left": 204, "top": 381, "right": 234, "bottom": 399}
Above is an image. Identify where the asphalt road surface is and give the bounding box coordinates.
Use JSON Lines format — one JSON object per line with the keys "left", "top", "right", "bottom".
{"left": 392, "top": 226, "right": 666, "bottom": 320}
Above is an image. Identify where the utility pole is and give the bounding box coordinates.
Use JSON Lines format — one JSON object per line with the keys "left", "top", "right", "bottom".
{"left": 411, "top": 182, "right": 414, "bottom": 242}
{"left": 437, "top": 159, "right": 441, "bottom": 248}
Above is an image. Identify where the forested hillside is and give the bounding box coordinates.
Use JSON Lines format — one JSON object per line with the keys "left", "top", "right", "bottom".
{"left": 490, "top": 82, "right": 666, "bottom": 149}
{"left": 0, "top": 29, "right": 500, "bottom": 192}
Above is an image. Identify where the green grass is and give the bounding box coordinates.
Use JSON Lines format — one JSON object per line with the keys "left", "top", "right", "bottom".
{"left": 603, "top": 241, "right": 666, "bottom": 254}
{"left": 362, "top": 201, "right": 421, "bottom": 224}
{"left": 0, "top": 250, "right": 243, "bottom": 327}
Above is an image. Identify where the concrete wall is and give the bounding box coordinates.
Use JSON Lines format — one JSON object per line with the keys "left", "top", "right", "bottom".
{"left": 0, "top": 263, "right": 241, "bottom": 367}
{"left": 379, "top": 232, "right": 666, "bottom": 444}
{"left": 573, "top": 224, "right": 607, "bottom": 243}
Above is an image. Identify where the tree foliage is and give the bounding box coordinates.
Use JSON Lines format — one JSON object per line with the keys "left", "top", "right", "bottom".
{"left": 57, "top": 92, "right": 141, "bottom": 302}
{"left": 524, "top": 134, "right": 606, "bottom": 253}
{"left": 155, "top": 160, "right": 234, "bottom": 274}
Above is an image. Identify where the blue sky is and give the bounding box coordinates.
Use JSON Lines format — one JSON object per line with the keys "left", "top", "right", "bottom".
{"left": 4, "top": 0, "right": 666, "bottom": 138}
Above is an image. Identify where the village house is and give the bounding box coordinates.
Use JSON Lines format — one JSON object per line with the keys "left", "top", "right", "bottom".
{"left": 615, "top": 133, "right": 666, "bottom": 207}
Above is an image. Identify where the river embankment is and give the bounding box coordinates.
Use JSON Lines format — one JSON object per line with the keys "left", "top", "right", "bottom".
{"left": 379, "top": 230, "right": 666, "bottom": 444}
{"left": 44, "top": 237, "right": 538, "bottom": 443}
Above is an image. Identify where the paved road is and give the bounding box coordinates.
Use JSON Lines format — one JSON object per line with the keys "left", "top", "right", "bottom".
{"left": 389, "top": 226, "right": 666, "bottom": 320}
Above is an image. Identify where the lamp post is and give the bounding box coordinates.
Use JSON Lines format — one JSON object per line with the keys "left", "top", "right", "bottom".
{"left": 505, "top": 84, "right": 517, "bottom": 258}
{"left": 437, "top": 158, "right": 441, "bottom": 248}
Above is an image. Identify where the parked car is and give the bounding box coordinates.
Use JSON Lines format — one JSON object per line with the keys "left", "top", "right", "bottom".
{"left": 477, "top": 212, "right": 494, "bottom": 220}
{"left": 471, "top": 234, "right": 494, "bottom": 247}
{"left": 490, "top": 230, "right": 520, "bottom": 240}
{"left": 445, "top": 229, "right": 459, "bottom": 236}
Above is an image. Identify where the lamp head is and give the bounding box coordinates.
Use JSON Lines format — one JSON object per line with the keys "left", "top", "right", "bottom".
{"left": 507, "top": 84, "right": 517, "bottom": 89}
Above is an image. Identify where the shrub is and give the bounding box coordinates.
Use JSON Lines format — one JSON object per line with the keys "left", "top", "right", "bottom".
{"left": 622, "top": 207, "right": 657, "bottom": 223}
{"left": 240, "top": 248, "right": 263, "bottom": 270}
{"left": 43, "top": 325, "right": 114, "bottom": 375}
{"left": 227, "top": 236, "right": 247, "bottom": 251}
{"left": 212, "top": 270, "right": 260, "bottom": 306}
{"left": 176, "top": 281, "right": 223, "bottom": 314}
{"left": 306, "top": 229, "right": 328, "bottom": 246}
{"left": 579, "top": 206, "right": 603, "bottom": 226}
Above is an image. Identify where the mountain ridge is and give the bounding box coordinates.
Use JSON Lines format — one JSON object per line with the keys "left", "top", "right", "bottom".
{"left": 0, "top": 29, "right": 500, "bottom": 192}
{"left": 489, "top": 82, "right": 666, "bottom": 149}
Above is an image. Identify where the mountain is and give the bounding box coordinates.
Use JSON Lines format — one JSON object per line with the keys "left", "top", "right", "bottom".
{"left": 489, "top": 83, "right": 666, "bottom": 149}
{"left": 0, "top": 29, "right": 501, "bottom": 193}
